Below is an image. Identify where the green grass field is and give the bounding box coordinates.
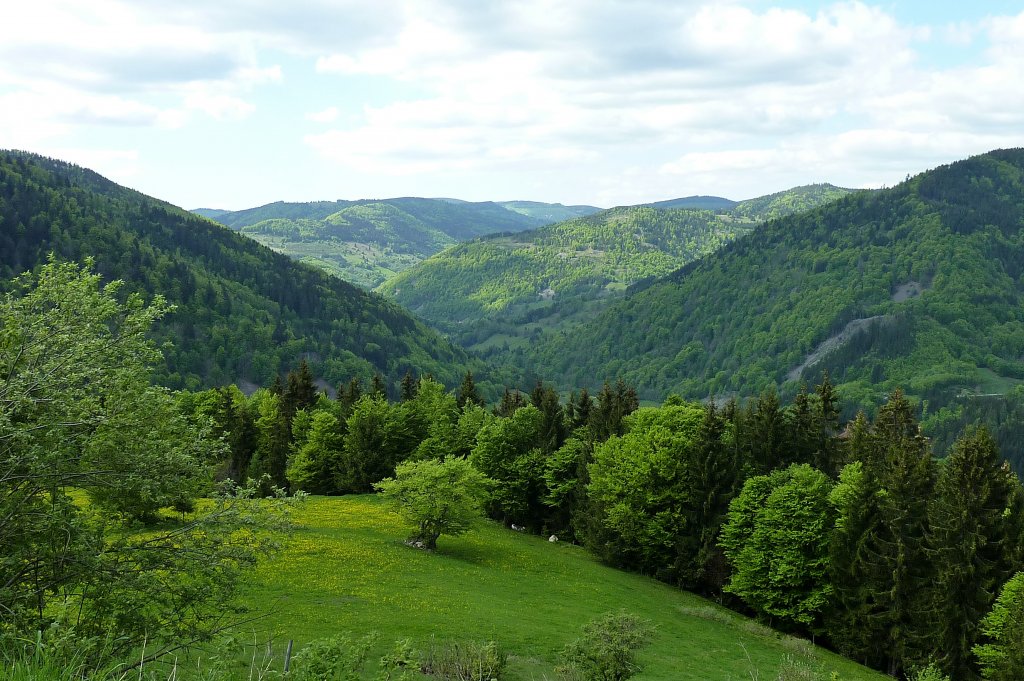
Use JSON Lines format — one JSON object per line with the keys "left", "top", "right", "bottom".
{"left": 232, "top": 495, "right": 886, "bottom": 680}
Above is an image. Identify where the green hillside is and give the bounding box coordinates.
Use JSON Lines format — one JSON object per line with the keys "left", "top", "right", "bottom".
{"left": 381, "top": 186, "right": 856, "bottom": 353}
{"left": 205, "top": 198, "right": 556, "bottom": 288}
{"left": 524, "top": 150, "right": 1024, "bottom": 456}
{"left": 0, "top": 151, "right": 477, "bottom": 392}
{"left": 239, "top": 494, "right": 886, "bottom": 681}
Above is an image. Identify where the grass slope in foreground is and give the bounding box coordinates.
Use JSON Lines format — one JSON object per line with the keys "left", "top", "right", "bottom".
{"left": 240, "top": 495, "right": 885, "bottom": 680}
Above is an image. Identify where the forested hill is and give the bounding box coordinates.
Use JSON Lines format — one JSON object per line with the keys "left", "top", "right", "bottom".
{"left": 198, "top": 197, "right": 574, "bottom": 289}
{"left": 380, "top": 184, "right": 856, "bottom": 353}
{"left": 524, "top": 149, "right": 1024, "bottom": 454}
{"left": 0, "top": 150, "right": 479, "bottom": 392}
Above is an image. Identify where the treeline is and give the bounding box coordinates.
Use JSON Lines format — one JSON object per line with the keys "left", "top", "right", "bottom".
{"left": 187, "top": 367, "right": 1024, "bottom": 680}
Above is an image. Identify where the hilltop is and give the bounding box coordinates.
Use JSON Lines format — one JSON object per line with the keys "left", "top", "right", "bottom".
{"left": 0, "top": 151, "right": 480, "bottom": 393}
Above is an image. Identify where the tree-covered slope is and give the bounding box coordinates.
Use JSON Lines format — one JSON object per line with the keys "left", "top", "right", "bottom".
{"left": 0, "top": 150, "right": 477, "bottom": 392}
{"left": 204, "top": 197, "right": 553, "bottom": 288}
{"left": 382, "top": 185, "right": 856, "bottom": 353}
{"left": 525, "top": 150, "right": 1024, "bottom": 425}
{"left": 380, "top": 205, "right": 754, "bottom": 350}
{"left": 731, "top": 183, "right": 857, "bottom": 221}
{"left": 497, "top": 200, "right": 602, "bottom": 222}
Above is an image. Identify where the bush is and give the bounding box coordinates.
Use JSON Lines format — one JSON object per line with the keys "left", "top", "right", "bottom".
{"left": 556, "top": 612, "right": 653, "bottom": 681}
{"left": 289, "top": 634, "right": 375, "bottom": 681}
{"left": 420, "top": 639, "right": 507, "bottom": 681}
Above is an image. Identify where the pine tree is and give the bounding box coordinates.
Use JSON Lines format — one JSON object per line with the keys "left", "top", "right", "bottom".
{"left": 370, "top": 373, "right": 388, "bottom": 400}
{"left": 926, "top": 427, "right": 1023, "bottom": 680}
{"left": 749, "top": 388, "right": 785, "bottom": 473}
{"left": 830, "top": 389, "right": 935, "bottom": 676}
{"left": 400, "top": 370, "right": 418, "bottom": 402}
{"left": 814, "top": 370, "right": 842, "bottom": 475}
{"left": 494, "top": 388, "right": 528, "bottom": 417}
{"left": 456, "top": 370, "right": 484, "bottom": 408}
{"left": 282, "top": 359, "right": 317, "bottom": 420}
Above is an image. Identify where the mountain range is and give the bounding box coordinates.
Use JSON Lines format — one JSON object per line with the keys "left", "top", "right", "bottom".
{"left": 380, "top": 183, "right": 855, "bottom": 352}
{"left": 196, "top": 198, "right": 601, "bottom": 288}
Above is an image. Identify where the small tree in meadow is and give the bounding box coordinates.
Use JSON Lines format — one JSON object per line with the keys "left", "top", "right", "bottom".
{"left": 375, "top": 457, "right": 493, "bottom": 550}
{"left": 556, "top": 611, "right": 653, "bottom": 681}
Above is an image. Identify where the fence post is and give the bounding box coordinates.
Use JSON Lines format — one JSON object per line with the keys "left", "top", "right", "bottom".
{"left": 284, "top": 639, "right": 293, "bottom": 673}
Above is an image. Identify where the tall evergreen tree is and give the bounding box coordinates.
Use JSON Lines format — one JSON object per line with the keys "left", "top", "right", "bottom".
{"left": 400, "top": 370, "right": 419, "bottom": 402}
{"left": 830, "top": 389, "right": 936, "bottom": 676}
{"left": 814, "top": 370, "right": 842, "bottom": 475}
{"left": 748, "top": 388, "right": 786, "bottom": 473}
{"left": 283, "top": 359, "right": 318, "bottom": 420}
{"left": 456, "top": 370, "right": 484, "bottom": 408}
{"left": 370, "top": 373, "right": 388, "bottom": 400}
{"left": 925, "top": 427, "right": 1024, "bottom": 680}
{"left": 494, "top": 388, "right": 528, "bottom": 417}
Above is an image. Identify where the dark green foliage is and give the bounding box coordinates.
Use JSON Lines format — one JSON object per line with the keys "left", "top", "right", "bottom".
{"left": 0, "top": 151, "right": 476, "bottom": 392}
{"left": 470, "top": 405, "right": 547, "bottom": 528}
{"left": 924, "top": 427, "right": 1023, "bottom": 680}
{"left": 456, "top": 370, "right": 485, "bottom": 408}
{"left": 829, "top": 390, "right": 936, "bottom": 676}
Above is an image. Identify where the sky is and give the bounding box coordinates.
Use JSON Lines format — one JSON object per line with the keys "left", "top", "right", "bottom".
{"left": 2, "top": 1, "right": 1024, "bottom": 210}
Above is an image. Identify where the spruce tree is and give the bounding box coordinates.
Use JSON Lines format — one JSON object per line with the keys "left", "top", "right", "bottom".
{"left": 926, "top": 427, "right": 1023, "bottom": 680}
{"left": 456, "top": 370, "right": 484, "bottom": 408}
{"left": 814, "top": 370, "right": 842, "bottom": 475}
{"left": 830, "top": 389, "right": 935, "bottom": 676}
{"left": 400, "top": 370, "right": 418, "bottom": 401}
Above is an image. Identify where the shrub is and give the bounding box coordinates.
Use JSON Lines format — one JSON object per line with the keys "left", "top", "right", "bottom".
{"left": 556, "top": 612, "right": 653, "bottom": 681}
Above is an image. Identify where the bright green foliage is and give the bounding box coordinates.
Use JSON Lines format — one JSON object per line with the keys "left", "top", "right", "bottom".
{"left": 0, "top": 151, "right": 477, "bottom": 393}
{"left": 720, "top": 464, "right": 835, "bottom": 632}
{"left": 0, "top": 260, "right": 296, "bottom": 665}
{"left": 470, "top": 405, "right": 546, "bottom": 528}
{"left": 249, "top": 389, "right": 291, "bottom": 488}
{"left": 544, "top": 437, "right": 592, "bottom": 539}
{"left": 925, "top": 427, "right": 1023, "bottom": 680}
{"left": 289, "top": 634, "right": 375, "bottom": 681}
{"left": 339, "top": 396, "right": 416, "bottom": 492}
{"left": 584, "top": 401, "right": 740, "bottom": 590}
{"left": 288, "top": 410, "right": 346, "bottom": 494}
{"left": 556, "top": 611, "right": 654, "bottom": 681}
{"left": 974, "top": 571, "right": 1024, "bottom": 680}
{"left": 382, "top": 205, "right": 758, "bottom": 352}
{"left": 375, "top": 457, "right": 493, "bottom": 550}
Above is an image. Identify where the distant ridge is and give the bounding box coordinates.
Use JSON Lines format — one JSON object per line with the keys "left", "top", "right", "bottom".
{"left": 645, "top": 195, "right": 737, "bottom": 210}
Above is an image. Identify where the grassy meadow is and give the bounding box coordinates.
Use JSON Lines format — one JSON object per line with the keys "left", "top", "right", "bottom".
{"left": 228, "top": 495, "right": 886, "bottom": 681}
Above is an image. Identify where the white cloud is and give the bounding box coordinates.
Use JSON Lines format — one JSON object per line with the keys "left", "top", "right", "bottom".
{"left": 3, "top": 1, "right": 1024, "bottom": 205}
{"left": 306, "top": 106, "right": 340, "bottom": 123}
